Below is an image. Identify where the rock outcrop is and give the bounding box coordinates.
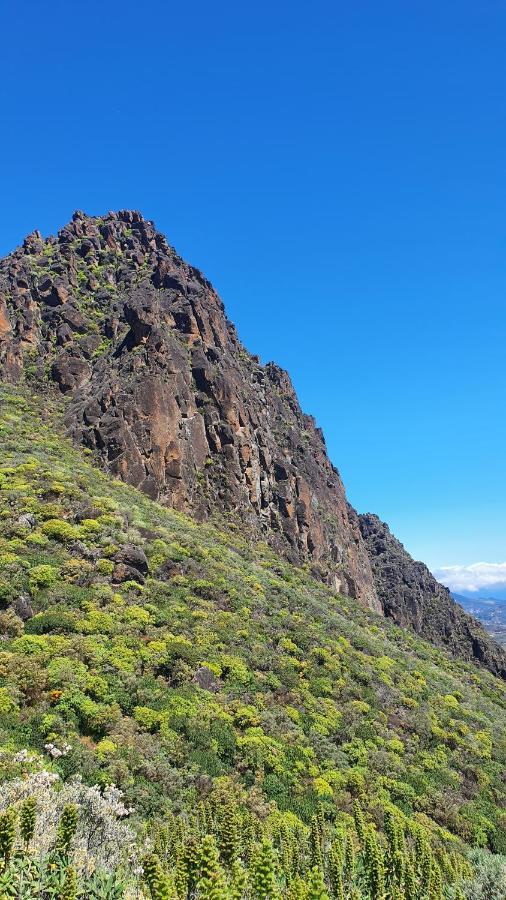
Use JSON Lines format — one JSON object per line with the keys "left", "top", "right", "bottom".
{"left": 1, "top": 209, "right": 505, "bottom": 677}
{"left": 359, "top": 514, "right": 506, "bottom": 679}
{"left": 0, "top": 210, "right": 379, "bottom": 610}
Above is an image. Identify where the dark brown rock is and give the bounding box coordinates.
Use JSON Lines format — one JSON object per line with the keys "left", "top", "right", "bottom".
{"left": 69, "top": 541, "right": 101, "bottom": 561}
{"left": 359, "top": 514, "right": 506, "bottom": 679}
{"left": 114, "top": 545, "right": 149, "bottom": 575}
{"left": 51, "top": 353, "right": 90, "bottom": 393}
{"left": 193, "top": 666, "right": 221, "bottom": 692}
{"left": 12, "top": 595, "right": 34, "bottom": 621}
{"left": 113, "top": 563, "right": 146, "bottom": 584}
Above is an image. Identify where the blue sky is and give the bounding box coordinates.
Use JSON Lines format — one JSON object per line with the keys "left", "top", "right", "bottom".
{"left": 1, "top": 1, "right": 505, "bottom": 585}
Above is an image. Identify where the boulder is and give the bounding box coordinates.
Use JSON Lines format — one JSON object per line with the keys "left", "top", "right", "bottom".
{"left": 193, "top": 666, "right": 221, "bottom": 693}
{"left": 12, "top": 595, "right": 34, "bottom": 621}
{"left": 114, "top": 545, "right": 149, "bottom": 575}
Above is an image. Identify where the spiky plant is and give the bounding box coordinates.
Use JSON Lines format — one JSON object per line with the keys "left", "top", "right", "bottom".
{"left": 56, "top": 804, "right": 78, "bottom": 855}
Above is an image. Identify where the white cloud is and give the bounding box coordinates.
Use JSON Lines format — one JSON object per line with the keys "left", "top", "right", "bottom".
{"left": 433, "top": 562, "right": 506, "bottom": 593}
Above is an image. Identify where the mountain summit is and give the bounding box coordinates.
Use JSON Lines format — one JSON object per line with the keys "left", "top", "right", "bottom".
{"left": 1, "top": 209, "right": 504, "bottom": 677}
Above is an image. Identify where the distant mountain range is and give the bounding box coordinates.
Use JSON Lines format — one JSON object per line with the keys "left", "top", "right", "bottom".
{"left": 452, "top": 592, "right": 506, "bottom": 647}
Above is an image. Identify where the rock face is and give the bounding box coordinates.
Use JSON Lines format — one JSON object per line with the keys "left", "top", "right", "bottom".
{"left": 359, "top": 514, "right": 506, "bottom": 679}
{"left": 1, "top": 209, "right": 505, "bottom": 677}
{"left": 0, "top": 210, "right": 379, "bottom": 610}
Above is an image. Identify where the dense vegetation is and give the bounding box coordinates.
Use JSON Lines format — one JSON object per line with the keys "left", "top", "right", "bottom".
{"left": 0, "top": 386, "right": 505, "bottom": 897}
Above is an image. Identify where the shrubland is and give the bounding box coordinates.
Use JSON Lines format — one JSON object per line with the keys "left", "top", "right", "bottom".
{"left": 0, "top": 386, "right": 505, "bottom": 897}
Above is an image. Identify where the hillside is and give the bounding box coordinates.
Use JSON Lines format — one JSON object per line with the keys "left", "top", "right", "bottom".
{"left": 1, "top": 210, "right": 505, "bottom": 679}
{"left": 359, "top": 516, "right": 506, "bottom": 677}
{"left": 0, "top": 386, "right": 506, "bottom": 896}
{"left": 0, "top": 211, "right": 377, "bottom": 609}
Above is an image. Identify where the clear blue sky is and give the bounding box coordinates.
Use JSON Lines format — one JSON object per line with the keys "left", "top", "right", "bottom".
{"left": 1, "top": 0, "right": 505, "bottom": 578}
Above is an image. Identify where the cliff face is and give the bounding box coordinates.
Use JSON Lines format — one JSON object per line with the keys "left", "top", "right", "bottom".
{"left": 359, "top": 514, "right": 506, "bottom": 679}
{"left": 0, "top": 210, "right": 379, "bottom": 610}
{"left": 1, "top": 209, "right": 505, "bottom": 676}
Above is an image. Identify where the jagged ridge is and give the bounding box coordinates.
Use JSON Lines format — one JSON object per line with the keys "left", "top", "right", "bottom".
{"left": 359, "top": 514, "right": 506, "bottom": 679}
{"left": 0, "top": 210, "right": 378, "bottom": 609}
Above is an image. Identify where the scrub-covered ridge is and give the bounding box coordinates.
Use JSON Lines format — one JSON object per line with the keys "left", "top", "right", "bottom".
{"left": 0, "top": 387, "right": 505, "bottom": 897}
{"left": 1, "top": 210, "right": 505, "bottom": 678}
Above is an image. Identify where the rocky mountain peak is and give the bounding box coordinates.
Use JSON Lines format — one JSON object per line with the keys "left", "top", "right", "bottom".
{"left": 0, "top": 211, "right": 379, "bottom": 611}
{"left": 1, "top": 210, "right": 505, "bottom": 677}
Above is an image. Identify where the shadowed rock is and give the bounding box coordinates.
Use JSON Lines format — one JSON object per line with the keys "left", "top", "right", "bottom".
{"left": 359, "top": 513, "right": 506, "bottom": 679}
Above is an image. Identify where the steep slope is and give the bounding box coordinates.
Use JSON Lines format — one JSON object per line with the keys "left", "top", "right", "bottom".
{"left": 1, "top": 386, "right": 506, "bottom": 866}
{"left": 0, "top": 209, "right": 504, "bottom": 679}
{"left": 359, "top": 514, "right": 506, "bottom": 679}
{"left": 0, "top": 210, "right": 377, "bottom": 610}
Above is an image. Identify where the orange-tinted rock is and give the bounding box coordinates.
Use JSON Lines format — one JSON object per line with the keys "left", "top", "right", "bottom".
{"left": 0, "top": 302, "right": 11, "bottom": 336}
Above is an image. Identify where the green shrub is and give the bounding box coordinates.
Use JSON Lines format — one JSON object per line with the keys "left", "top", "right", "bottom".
{"left": 41, "top": 519, "right": 80, "bottom": 542}
{"left": 28, "top": 564, "right": 59, "bottom": 590}
{"left": 25, "top": 609, "right": 77, "bottom": 634}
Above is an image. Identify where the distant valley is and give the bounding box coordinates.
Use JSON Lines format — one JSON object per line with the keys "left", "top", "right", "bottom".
{"left": 453, "top": 592, "right": 506, "bottom": 647}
